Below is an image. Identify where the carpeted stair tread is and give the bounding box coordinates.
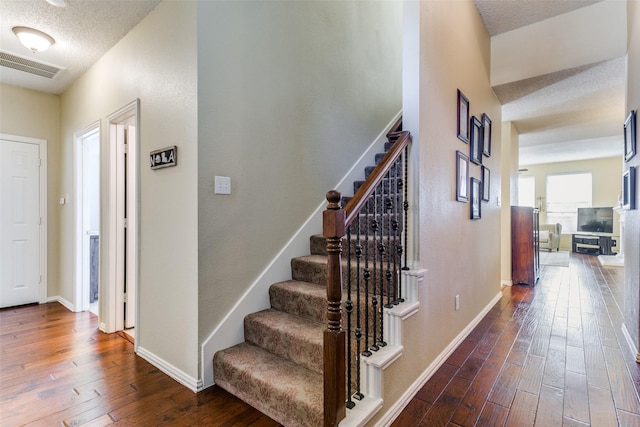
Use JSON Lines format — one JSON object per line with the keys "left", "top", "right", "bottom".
{"left": 245, "top": 309, "right": 324, "bottom": 374}
{"left": 214, "top": 342, "right": 323, "bottom": 427}
{"left": 291, "top": 255, "right": 329, "bottom": 286}
{"left": 270, "top": 280, "right": 326, "bottom": 322}
{"left": 269, "top": 280, "right": 384, "bottom": 334}
{"left": 310, "top": 234, "right": 402, "bottom": 258}
{"left": 291, "top": 255, "right": 400, "bottom": 293}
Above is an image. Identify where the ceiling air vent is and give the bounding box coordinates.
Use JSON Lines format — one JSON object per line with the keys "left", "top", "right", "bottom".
{"left": 0, "top": 51, "right": 63, "bottom": 79}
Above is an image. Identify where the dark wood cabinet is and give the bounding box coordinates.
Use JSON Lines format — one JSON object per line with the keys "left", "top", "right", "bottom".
{"left": 511, "top": 206, "right": 539, "bottom": 286}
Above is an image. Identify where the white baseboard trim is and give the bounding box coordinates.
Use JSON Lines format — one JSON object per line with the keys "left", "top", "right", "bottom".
{"left": 200, "top": 112, "right": 403, "bottom": 389}
{"left": 47, "top": 296, "right": 75, "bottom": 312}
{"left": 621, "top": 323, "right": 640, "bottom": 363}
{"left": 501, "top": 280, "right": 513, "bottom": 287}
{"left": 136, "top": 346, "right": 202, "bottom": 393}
{"left": 374, "top": 290, "right": 503, "bottom": 427}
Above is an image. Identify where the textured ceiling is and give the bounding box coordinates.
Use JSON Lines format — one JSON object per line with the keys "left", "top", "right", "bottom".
{"left": 0, "top": 0, "right": 161, "bottom": 94}
{"left": 474, "top": 0, "right": 601, "bottom": 36}
{"left": 475, "top": 0, "right": 626, "bottom": 165}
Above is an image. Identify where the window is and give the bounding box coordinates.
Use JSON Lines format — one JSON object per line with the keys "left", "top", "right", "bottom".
{"left": 518, "top": 176, "right": 535, "bottom": 207}
{"left": 546, "top": 173, "right": 592, "bottom": 233}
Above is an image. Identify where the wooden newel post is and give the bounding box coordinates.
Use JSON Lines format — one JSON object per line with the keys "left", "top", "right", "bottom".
{"left": 323, "top": 190, "right": 346, "bottom": 427}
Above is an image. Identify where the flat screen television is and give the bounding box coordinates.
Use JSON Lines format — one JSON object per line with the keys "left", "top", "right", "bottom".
{"left": 577, "top": 207, "right": 613, "bottom": 233}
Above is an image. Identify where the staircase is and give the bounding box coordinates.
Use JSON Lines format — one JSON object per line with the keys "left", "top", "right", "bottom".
{"left": 214, "top": 123, "right": 414, "bottom": 427}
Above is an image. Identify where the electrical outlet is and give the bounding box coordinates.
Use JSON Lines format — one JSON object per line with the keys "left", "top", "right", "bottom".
{"left": 455, "top": 295, "right": 460, "bottom": 311}
{"left": 214, "top": 176, "right": 231, "bottom": 195}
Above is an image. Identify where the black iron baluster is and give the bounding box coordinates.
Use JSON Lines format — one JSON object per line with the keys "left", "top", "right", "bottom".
{"left": 370, "top": 186, "right": 380, "bottom": 352}
{"left": 403, "top": 148, "right": 409, "bottom": 276}
{"left": 345, "top": 226, "right": 354, "bottom": 410}
{"left": 353, "top": 217, "right": 364, "bottom": 401}
{"left": 384, "top": 192, "right": 393, "bottom": 309}
{"left": 393, "top": 159, "right": 402, "bottom": 305}
{"left": 377, "top": 183, "right": 387, "bottom": 348}
{"left": 362, "top": 196, "right": 372, "bottom": 358}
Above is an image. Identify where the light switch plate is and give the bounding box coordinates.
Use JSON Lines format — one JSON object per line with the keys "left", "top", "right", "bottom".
{"left": 215, "top": 176, "right": 231, "bottom": 195}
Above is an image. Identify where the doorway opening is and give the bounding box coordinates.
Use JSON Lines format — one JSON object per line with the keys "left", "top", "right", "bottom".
{"left": 105, "top": 100, "right": 139, "bottom": 346}
{"left": 75, "top": 124, "right": 100, "bottom": 314}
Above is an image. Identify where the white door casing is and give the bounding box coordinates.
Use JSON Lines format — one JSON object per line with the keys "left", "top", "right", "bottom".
{"left": 0, "top": 135, "right": 47, "bottom": 308}
{"left": 105, "top": 100, "right": 139, "bottom": 340}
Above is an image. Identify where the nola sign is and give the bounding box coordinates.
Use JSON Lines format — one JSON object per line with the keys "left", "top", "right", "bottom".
{"left": 150, "top": 146, "right": 177, "bottom": 170}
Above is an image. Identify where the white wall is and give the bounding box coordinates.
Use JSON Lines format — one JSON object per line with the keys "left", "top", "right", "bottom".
{"left": 59, "top": 1, "right": 199, "bottom": 382}
{"left": 500, "top": 121, "right": 519, "bottom": 285}
{"left": 196, "top": 0, "right": 403, "bottom": 353}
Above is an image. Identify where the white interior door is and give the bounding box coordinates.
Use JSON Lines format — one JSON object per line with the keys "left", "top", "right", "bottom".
{"left": 0, "top": 139, "right": 41, "bottom": 308}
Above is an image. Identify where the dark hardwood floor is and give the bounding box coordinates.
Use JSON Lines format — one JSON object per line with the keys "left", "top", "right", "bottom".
{"left": 393, "top": 253, "right": 640, "bottom": 427}
{"left": 0, "top": 302, "right": 279, "bottom": 426}
{"left": 2, "top": 253, "right": 639, "bottom": 426}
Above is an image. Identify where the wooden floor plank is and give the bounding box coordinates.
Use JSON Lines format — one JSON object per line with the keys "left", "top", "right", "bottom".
{"left": 518, "top": 354, "right": 545, "bottom": 395}
{"left": 505, "top": 389, "right": 537, "bottom": 427}
{"left": 589, "top": 384, "right": 619, "bottom": 427}
{"left": 534, "top": 384, "right": 563, "bottom": 427}
{"left": 563, "top": 371, "right": 590, "bottom": 424}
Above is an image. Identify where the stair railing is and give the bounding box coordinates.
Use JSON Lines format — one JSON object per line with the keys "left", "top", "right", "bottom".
{"left": 323, "top": 121, "right": 411, "bottom": 426}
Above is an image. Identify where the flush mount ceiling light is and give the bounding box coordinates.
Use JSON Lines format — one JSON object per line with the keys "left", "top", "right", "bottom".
{"left": 46, "top": 0, "right": 67, "bottom": 6}
{"left": 12, "top": 26, "right": 55, "bottom": 53}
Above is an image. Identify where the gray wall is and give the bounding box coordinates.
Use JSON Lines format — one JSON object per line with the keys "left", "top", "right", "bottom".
{"left": 197, "top": 1, "right": 403, "bottom": 346}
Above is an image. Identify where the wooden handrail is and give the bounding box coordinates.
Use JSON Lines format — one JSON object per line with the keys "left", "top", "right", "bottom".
{"left": 323, "top": 126, "right": 411, "bottom": 426}
{"left": 344, "top": 131, "right": 411, "bottom": 226}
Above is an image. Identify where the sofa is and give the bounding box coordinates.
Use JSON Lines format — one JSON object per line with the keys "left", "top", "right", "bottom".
{"left": 539, "top": 223, "right": 562, "bottom": 251}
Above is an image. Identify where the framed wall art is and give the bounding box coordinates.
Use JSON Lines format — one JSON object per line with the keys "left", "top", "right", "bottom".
{"left": 457, "top": 89, "right": 470, "bottom": 143}
{"left": 470, "top": 178, "right": 481, "bottom": 219}
{"left": 470, "top": 116, "right": 483, "bottom": 165}
{"left": 623, "top": 166, "right": 636, "bottom": 210}
{"left": 481, "top": 166, "right": 490, "bottom": 202}
{"left": 456, "top": 150, "right": 469, "bottom": 202}
{"left": 482, "top": 113, "right": 492, "bottom": 157}
{"left": 624, "top": 110, "right": 636, "bottom": 162}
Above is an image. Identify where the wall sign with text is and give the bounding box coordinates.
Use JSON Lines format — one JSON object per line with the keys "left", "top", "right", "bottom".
{"left": 150, "top": 146, "right": 177, "bottom": 170}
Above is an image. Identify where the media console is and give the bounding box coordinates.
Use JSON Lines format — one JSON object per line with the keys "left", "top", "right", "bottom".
{"left": 572, "top": 233, "right": 617, "bottom": 256}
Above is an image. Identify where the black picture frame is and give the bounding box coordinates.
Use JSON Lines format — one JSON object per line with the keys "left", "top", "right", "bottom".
{"left": 470, "top": 178, "right": 481, "bottom": 219}
{"left": 623, "top": 166, "right": 636, "bottom": 210}
{"left": 624, "top": 110, "right": 636, "bottom": 162}
{"left": 481, "top": 166, "right": 490, "bottom": 202}
{"left": 457, "top": 89, "right": 470, "bottom": 143}
{"left": 482, "top": 113, "right": 492, "bottom": 157}
{"left": 456, "top": 150, "right": 469, "bottom": 202}
{"left": 470, "top": 116, "right": 483, "bottom": 165}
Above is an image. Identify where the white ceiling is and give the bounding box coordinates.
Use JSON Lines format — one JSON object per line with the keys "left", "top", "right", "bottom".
{"left": 0, "top": 0, "right": 629, "bottom": 166}
{"left": 475, "top": 0, "right": 628, "bottom": 166}
{"left": 0, "top": 0, "right": 160, "bottom": 94}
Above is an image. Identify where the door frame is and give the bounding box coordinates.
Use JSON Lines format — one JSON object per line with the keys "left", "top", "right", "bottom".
{"left": 73, "top": 122, "right": 100, "bottom": 313}
{"left": 0, "top": 133, "right": 47, "bottom": 305}
{"left": 104, "top": 100, "right": 139, "bottom": 343}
